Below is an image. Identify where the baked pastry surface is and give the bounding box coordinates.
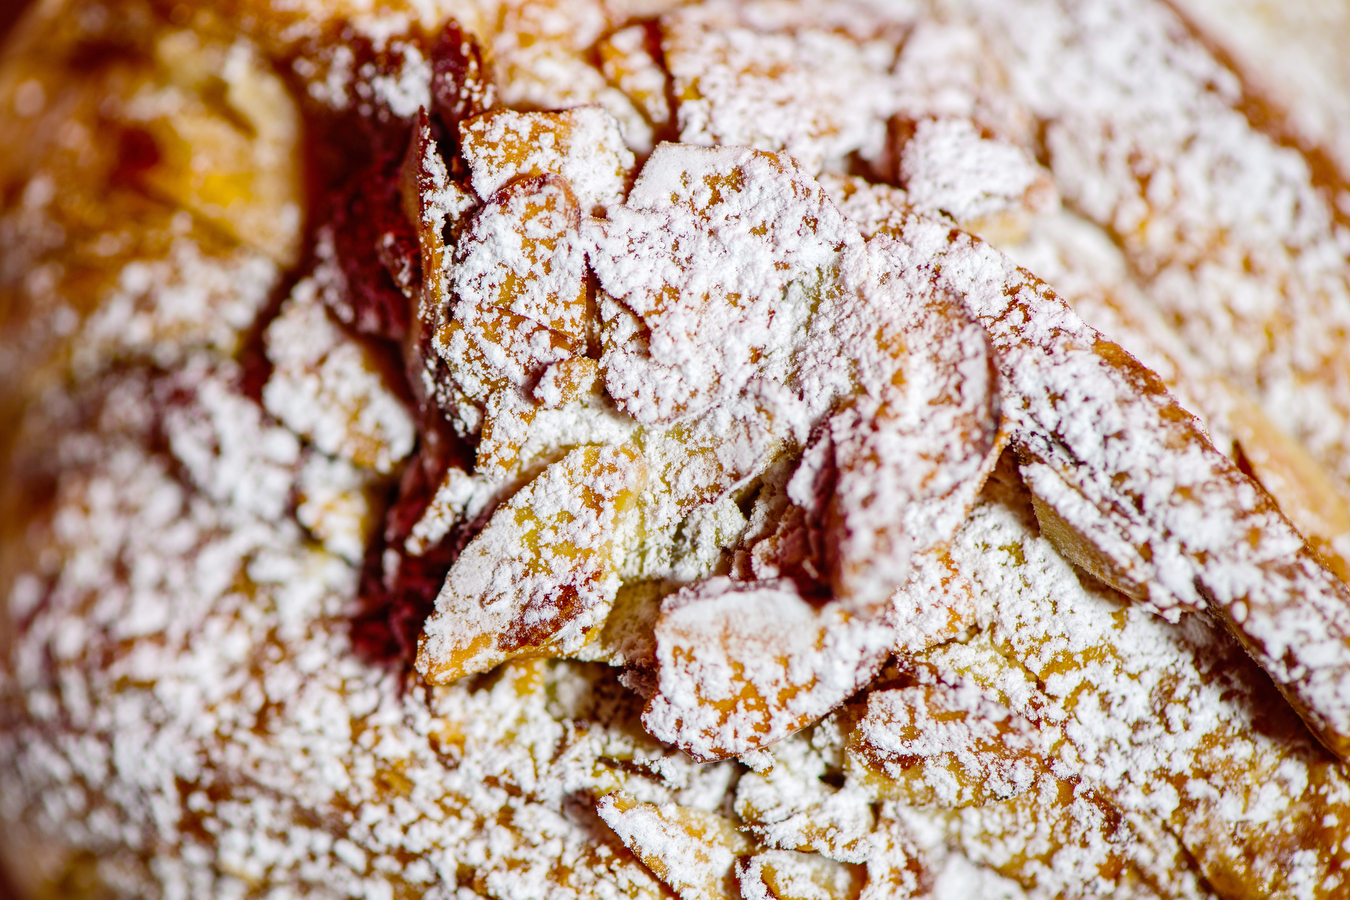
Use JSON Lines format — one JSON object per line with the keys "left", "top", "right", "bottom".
{"left": 5, "top": 1, "right": 1350, "bottom": 898}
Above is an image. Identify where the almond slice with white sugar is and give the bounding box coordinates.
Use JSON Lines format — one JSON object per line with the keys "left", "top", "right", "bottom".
{"left": 416, "top": 442, "right": 645, "bottom": 681}
{"left": 642, "top": 577, "right": 893, "bottom": 761}
{"left": 596, "top": 791, "right": 753, "bottom": 900}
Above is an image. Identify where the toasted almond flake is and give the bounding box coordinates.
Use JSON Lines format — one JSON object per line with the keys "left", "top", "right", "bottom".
{"left": 820, "top": 254, "right": 1002, "bottom": 611}
{"left": 295, "top": 450, "right": 381, "bottom": 564}
{"left": 643, "top": 577, "right": 893, "bottom": 761}
{"left": 12, "top": 0, "right": 1350, "bottom": 896}
{"left": 452, "top": 174, "right": 589, "bottom": 343}
{"left": 596, "top": 791, "right": 753, "bottom": 900}
{"left": 735, "top": 849, "right": 862, "bottom": 900}
{"left": 587, "top": 143, "right": 859, "bottom": 426}
{"left": 417, "top": 443, "right": 646, "bottom": 682}
{"left": 459, "top": 106, "right": 635, "bottom": 215}
{"left": 886, "top": 549, "right": 978, "bottom": 656}
{"left": 597, "top": 24, "right": 672, "bottom": 141}
{"left": 848, "top": 683, "right": 1043, "bottom": 809}
{"left": 904, "top": 472, "right": 1350, "bottom": 896}
{"left": 952, "top": 0, "right": 1350, "bottom": 501}
{"left": 898, "top": 117, "right": 1058, "bottom": 246}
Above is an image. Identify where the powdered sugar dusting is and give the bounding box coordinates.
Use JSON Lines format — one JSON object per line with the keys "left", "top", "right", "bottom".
{"left": 77, "top": 236, "right": 280, "bottom": 376}
{"left": 2, "top": 365, "right": 740, "bottom": 898}
{"left": 10, "top": 0, "right": 1350, "bottom": 895}
{"left": 888, "top": 474, "right": 1350, "bottom": 896}
{"left": 943, "top": 0, "right": 1350, "bottom": 498}
{"left": 264, "top": 286, "right": 416, "bottom": 475}
{"left": 596, "top": 791, "right": 751, "bottom": 900}
{"left": 898, "top": 118, "right": 1057, "bottom": 245}
{"left": 459, "top": 106, "right": 635, "bottom": 215}
{"left": 853, "top": 683, "right": 1042, "bottom": 808}
{"left": 661, "top": 12, "right": 901, "bottom": 174}
{"left": 735, "top": 849, "right": 861, "bottom": 900}
{"left": 642, "top": 577, "right": 894, "bottom": 762}
{"left": 417, "top": 443, "right": 646, "bottom": 682}
{"left": 883, "top": 211, "right": 1350, "bottom": 757}
{"left": 587, "top": 143, "right": 858, "bottom": 426}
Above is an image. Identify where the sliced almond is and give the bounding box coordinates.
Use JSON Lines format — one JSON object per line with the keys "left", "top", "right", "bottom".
{"left": 846, "top": 683, "right": 1043, "bottom": 809}
{"left": 642, "top": 577, "right": 893, "bottom": 761}
{"left": 402, "top": 463, "right": 498, "bottom": 557}
{"left": 294, "top": 451, "right": 380, "bottom": 564}
{"left": 435, "top": 306, "right": 576, "bottom": 406}
{"left": 416, "top": 443, "right": 645, "bottom": 682}
{"left": 857, "top": 815, "right": 933, "bottom": 900}
{"left": 459, "top": 106, "right": 634, "bottom": 214}
{"left": 897, "top": 117, "right": 1057, "bottom": 247}
{"left": 435, "top": 169, "right": 590, "bottom": 411}
{"left": 475, "top": 362, "right": 637, "bottom": 482}
{"left": 735, "top": 754, "right": 878, "bottom": 863}
{"left": 596, "top": 791, "right": 752, "bottom": 900}
{"left": 587, "top": 143, "right": 860, "bottom": 425}
{"left": 1222, "top": 379, "right": 1350, "bottom": 584}
{"left": 661, "top": 13, "right": 899, "bottom": 174}
{"left": 597, "top": 24, "right": 672, "bottom": 138}
{"left": 736, "top": 851, "right": 862, "bottom": 900}
{"left": 822, "top": 270, "right": 1002, "bottom": 613}
{"left": 399, "top": 111, "right": 477, "bottom": 400}
{"left": 453, "top": 174, "right": 589, "bottom": 343}
{"left": 262, "top": 288, "right": 416, "bottom": 474}
{"left": 886, "top": 549, "right": 979, "bottom": 655}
